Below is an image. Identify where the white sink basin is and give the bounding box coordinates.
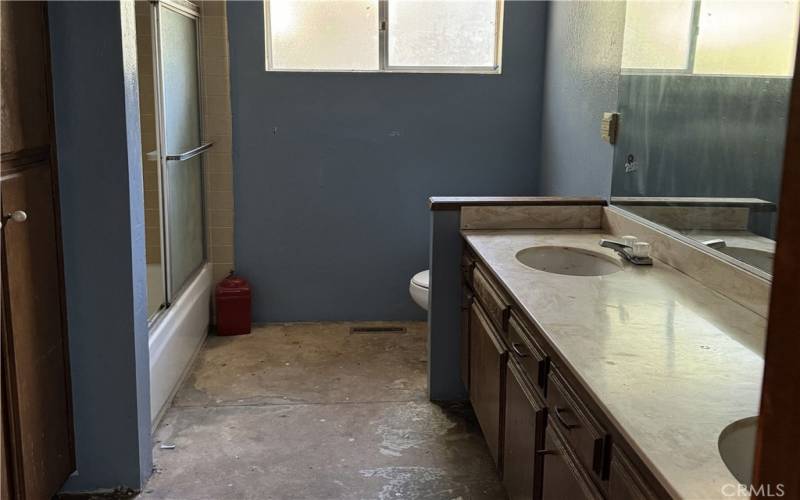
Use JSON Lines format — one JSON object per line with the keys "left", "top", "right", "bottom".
{"left": 718, "top": 247, "right": 774, "bottom": 274}
{"left": 718, "top": 416, "right": 757, "bottom": 485}
{"left": 515, "top": 246, "right": 623, "bottom": 277}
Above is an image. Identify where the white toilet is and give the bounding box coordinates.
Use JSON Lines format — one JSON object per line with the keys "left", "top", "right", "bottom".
{"left": 409, "top": 270, "right": 430, "bottom": 311}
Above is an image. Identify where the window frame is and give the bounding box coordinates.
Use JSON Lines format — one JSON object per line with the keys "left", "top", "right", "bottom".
{"left": 262, "top": 0, "right": 505, "bottom": 74}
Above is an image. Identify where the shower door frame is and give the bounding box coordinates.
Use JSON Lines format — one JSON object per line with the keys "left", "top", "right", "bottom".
{"left": 148, "top": 0, "right": 208, "bottom": 327}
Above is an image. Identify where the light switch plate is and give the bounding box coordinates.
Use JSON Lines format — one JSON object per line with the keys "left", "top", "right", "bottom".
{"left": 601, "top": 112, "right": 619, "bottom": 144}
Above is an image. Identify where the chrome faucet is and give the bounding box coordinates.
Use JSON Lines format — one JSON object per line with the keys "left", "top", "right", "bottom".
{"left": 702, "top": 238, "right": 727, "bottom": 250}
{"left": 599, "top": 239, "right": 653, "bottom": 266}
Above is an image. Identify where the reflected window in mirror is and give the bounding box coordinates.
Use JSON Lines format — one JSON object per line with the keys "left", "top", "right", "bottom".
{"left": 621, "top": 0, "right": 799, "bottom": 76}
{"left": 611, "top": 0, "right": 800, "bottom": 278}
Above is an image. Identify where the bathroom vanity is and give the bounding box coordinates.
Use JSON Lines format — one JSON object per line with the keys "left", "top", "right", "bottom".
{"left": 456, "top": 204, "right": 767, "bottom": 499}
{"left": 422, "top": 2, "right": 800, "bottom": 495}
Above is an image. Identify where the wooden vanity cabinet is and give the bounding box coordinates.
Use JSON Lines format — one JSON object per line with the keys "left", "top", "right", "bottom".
{"left": 462, "top": 249, "right": 476, "bottom": 289}
{"left": 472, "top": 264, "right": 511, "bottom": 332}
{"left": 541, "top": 425, "right": 604, "bottom": 500}
{"left": 460, "top": 249, "right": 477, "bottom": 391}
{"left": 462, "top": 245, "right": 668, "bottom": 500}
{"left": 503, "top": 359, "right": 546, "bottom": 500}
{"left": 469, "top": 301, "right": 508, "bottom": 470}
{"left": 508, "top": 313, "right": 549, "bottom": 397}
{"left": 460, "top": 285, "right": 473, "bottom": 390}
{"left": 546, "top": 370, "right": 610, "bottom": 481}
{"left": 607, "top": 446, "right": 657, "bottom": 500}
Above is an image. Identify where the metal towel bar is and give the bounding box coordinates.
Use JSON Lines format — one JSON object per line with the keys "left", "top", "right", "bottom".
{"left": 165, "top": 142, "right": 214, "bottom": 161}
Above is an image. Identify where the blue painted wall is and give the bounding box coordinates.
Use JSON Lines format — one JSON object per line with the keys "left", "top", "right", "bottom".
{"left": 427, "top": 209, "right": 467, "bottom": 401}
{"left": 49, "top": 0, "right": 152, "bottom": 491}
{"left": 539, "top": 1, "right": 626, "bottom": 197}
{"left": 227, "top": 1, "right": 548, "bottom": 322}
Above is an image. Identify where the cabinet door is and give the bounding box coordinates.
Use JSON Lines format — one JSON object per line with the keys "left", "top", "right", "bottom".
{"left": 1, "top": 2, "right": 75, "bottom": 499}
{"left": 608, "top": 447, "right": 656, "bottom": 500}
{"left": 469, "top": 302, "right": 507, "bottom": 470}
{"left": 503, "top": 360, "right": 545, "bottom": 500}
{"left": 460, "top": 286, "right": 473, "bottom": 391}
{"left": 541, "top": 426, "right": 602, "bottom": 500}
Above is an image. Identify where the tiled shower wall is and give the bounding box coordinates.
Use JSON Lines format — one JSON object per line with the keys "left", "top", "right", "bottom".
{"left": 134, "top": 1, "right": 235, "bottom": 285}
{"left": 135, "top": 2, "right": 161, "bottom": 265}
{"left": 199, "top": 1, "right": 235, "bottom": 286}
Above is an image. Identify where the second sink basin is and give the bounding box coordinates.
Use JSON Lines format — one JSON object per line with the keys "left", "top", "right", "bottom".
{"left": 719, "top": 416, "right": 758, "bottom": 485}
{"left": 515, "top": 246, "right": 623, "bottom": 276}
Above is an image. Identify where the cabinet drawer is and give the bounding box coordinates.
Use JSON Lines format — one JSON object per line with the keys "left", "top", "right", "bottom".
{"left": 472, "top": 265, "right": 511, "bottom": 333}
{"left": 546, "top": 371, "right": 609, "bottom": 481}
{"left": 540, "top": 426, "right": 603, "bottom": 500}
{"left": 507, "top": 314, "right": 549, "bottom": 396}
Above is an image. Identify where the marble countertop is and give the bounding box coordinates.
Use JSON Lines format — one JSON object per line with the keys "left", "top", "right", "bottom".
{"left": 462, "top": 229, "right": 766, "bottom": 499}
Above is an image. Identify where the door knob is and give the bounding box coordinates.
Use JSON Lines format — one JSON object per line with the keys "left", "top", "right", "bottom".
{"left": 2, "top": 210, "right": 28, "bottom": 226}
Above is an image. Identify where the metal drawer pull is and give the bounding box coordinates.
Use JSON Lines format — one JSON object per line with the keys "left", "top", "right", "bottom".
{"left": 536, "top": 448, "right": 557, "bottom": 456}
{"left": 537, "top": 358, "right": 550, "bottom": 388}
{"left": 511, "top": 342, "right": 529, "bottom": 358}
{"left": 554, "top": 406, "right": 580, "bottom": 430}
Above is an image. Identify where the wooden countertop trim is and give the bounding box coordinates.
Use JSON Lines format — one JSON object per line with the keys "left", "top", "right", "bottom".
{"left": 428, "top": 196, "right": 608, "bottom": 211}
{"left": 611, "top": 196, "right": 776, "bottom": 210}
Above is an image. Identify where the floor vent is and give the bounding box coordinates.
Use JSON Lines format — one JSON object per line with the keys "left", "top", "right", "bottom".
{"left": 350, "top": 326, "right": 407, "bottom": 334}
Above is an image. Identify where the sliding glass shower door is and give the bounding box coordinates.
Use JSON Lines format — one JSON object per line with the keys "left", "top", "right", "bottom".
{"left": 150, "top": 0, "right": 209, "bottom": 320}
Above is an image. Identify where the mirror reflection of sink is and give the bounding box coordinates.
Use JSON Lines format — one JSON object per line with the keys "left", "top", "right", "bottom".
{"left": 515, "top": 246, "right": 623, "bottom": 277}
{"left": 718, "top": 247, "right": 774, "bottom": 274}
{"left": 718, "top": 416, "right": 758, "bottom": 485}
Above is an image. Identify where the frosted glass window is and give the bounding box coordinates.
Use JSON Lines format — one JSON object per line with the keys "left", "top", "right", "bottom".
{"left": 387, "top": 0, "right": 499, "bottom": 68}
{"left": 621, "top": 0, "right": 800, "bottom": 76}
{"left": 267, "top": 0, "right": 379, "bottom": 71}
{"left": 693, "top": 0, "right": 799, "bottom": 76}
{"left": 621, "top": 1, "right": 694, "bottom": 71}
{"left": 263, "top": 0, "right": 503, "bottom": 73}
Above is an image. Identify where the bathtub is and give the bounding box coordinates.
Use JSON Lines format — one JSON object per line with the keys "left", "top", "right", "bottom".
{"left": 148, "top": 263, "right": 212, "bottom": 426}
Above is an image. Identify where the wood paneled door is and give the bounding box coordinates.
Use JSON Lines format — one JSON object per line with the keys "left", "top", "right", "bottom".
{"left": 754, "top": 33, "right": 800, "bottom": 498}
{"left": 1, "top": 2, "right": 75, "bottom": 498}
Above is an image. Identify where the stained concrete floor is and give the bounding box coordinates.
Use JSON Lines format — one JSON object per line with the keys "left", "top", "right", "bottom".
{"left": 139, "top": 322, "right": 506, "bottom": 500}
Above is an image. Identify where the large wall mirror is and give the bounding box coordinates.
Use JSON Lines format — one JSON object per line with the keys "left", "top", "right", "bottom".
{"left": 610, "top": 0, "right": 799, "bottom": 278}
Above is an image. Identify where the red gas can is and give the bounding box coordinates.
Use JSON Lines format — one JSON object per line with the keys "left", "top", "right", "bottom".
{"left": 215, "top": 274, "right": 252, "bottom": 336}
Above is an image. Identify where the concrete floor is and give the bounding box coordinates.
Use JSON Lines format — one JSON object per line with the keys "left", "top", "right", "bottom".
{"left": 140, "top": 322, "right": 505, "bottom": 500}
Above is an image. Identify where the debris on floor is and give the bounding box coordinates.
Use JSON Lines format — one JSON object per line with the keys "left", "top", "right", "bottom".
{"left": 141, "top": 322, "right": 505, "bottom": 499}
